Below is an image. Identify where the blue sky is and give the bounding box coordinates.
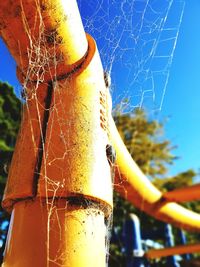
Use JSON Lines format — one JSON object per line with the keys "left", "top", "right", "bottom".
{"left": 0, "top": 1, "right": 200, "bottom": 178}
{"left": 161, "top": 0, "right": 200, "bottom": 177}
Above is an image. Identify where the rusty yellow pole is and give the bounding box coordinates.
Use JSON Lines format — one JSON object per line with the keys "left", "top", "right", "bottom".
{"left": 0, "top": 1, "right": 113, "bottom": 266}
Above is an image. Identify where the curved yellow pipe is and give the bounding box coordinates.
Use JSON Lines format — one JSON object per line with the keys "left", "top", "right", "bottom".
{"left": 111, "top": 118, "right": 200, "bottom": 232}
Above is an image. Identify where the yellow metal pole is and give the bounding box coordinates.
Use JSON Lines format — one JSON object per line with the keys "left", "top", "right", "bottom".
{"left": 0, "top": 0, "right": 88, "bottom": 74}
{"left": 146, "top": 243, "right": 200, "bottom": 260}
{"left": 1, "top": 1, "right": 113, "bottom": 266}
{"left": 3, "top": 200, "right": 107, "bottom": 267}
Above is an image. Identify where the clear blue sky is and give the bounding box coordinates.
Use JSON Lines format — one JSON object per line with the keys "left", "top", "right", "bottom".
{"left": 0, "top": 1, "right": 200, "bottom": 178}
{"left": 161, "top": 0, "right": 200, "bottom": 177}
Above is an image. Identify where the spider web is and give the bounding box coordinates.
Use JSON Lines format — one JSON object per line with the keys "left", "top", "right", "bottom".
{"left": 1, "top": 0, "right": 185, "bottom": 266}
{"left": 77, "top": 0, "right": 185, "bottom": 265}
{"left": 78, "top": 0, "right": 185, "bottom": 112}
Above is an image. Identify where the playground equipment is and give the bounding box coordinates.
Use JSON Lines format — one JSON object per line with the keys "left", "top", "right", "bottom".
{"left": 1, "top": 0, "right": 200, "bottom": 266}
{"left": 178, "top": 229, "right": 191, "bottom": 261}
{"left": 0, "top": 1, "right": 113, "bottom": 266}
{"left": 146, "top": 244, "right": 200, "bottom": 260}
{"left": 164, "top": 224, "right": 180, "bottom": 267}
{"left": 122, "top": 215, "right": 194, "bottom": 267}
{"left": 163, "top": 183, "right": 200, "bottom": 202}
{"left": 124, "top": 214, "right": 145, "bottom": 267}
{"left": 111, "top": 118, "right": 200, "bottom": 232}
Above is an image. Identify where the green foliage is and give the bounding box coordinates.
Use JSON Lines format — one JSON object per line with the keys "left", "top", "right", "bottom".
{"left": 154, "top": 169, "right": 196, "bottom": 192}
{"left": 0, "top": 83, "right": 21, "bottom": 143}
{"left": 0, "top": 82, "right": 21, "bottom": 260}
{"left": 0, "top": 82, "right": 21, "bottom": 183}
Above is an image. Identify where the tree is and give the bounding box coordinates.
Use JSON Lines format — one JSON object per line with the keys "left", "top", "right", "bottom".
{"left": 114, "top": 108, "right": 176, "bottom": 179}
{"left": 0, "top": 82, "right": 21, "bottom": 261}
{"left": 153, "top": 169, "right": 196, "bottom": 192}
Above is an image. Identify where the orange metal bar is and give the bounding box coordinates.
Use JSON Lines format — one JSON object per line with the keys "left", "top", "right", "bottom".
{"left": 163, "top": 183, "right": 200, "bottom": 202}
{"left": 146, "top": 243, "right": 200, "bottom": 259}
